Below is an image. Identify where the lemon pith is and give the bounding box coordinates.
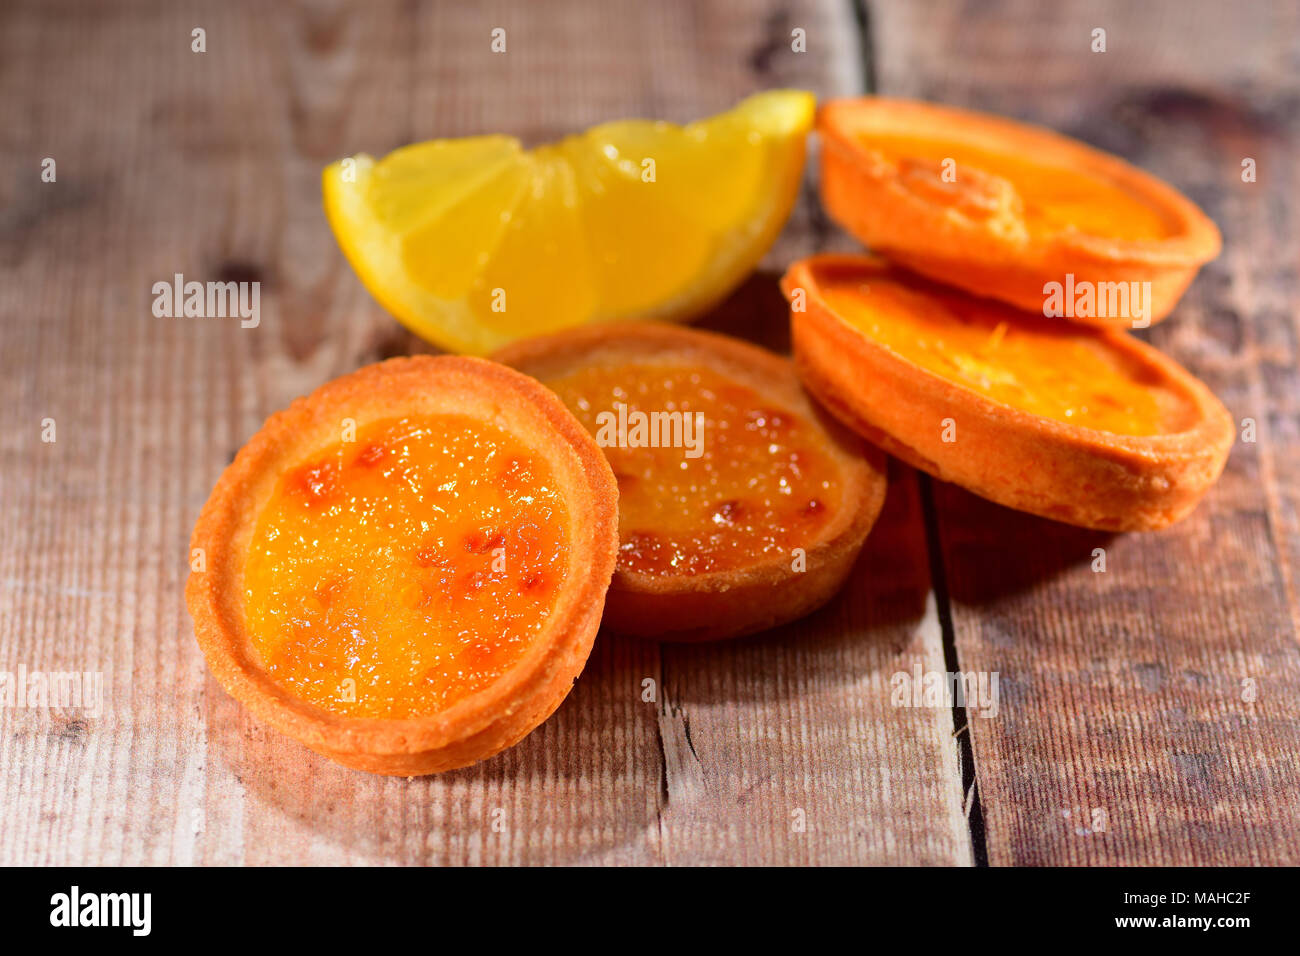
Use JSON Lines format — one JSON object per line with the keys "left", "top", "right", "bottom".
{"left": 323, "top": 91, "right": 814, "bottom": 354}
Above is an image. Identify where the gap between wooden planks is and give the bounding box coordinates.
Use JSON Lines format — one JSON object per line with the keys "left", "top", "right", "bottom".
{"left": 873, "top": 0, "right": 1300, "bottom": 865}
{"left": 0, "top": 0, "right": 974, "bottom": 865}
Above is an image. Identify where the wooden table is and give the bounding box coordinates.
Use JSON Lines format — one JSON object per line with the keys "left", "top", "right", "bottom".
{"left": 2, "top": 0, "right": 1297, "bottom": 866}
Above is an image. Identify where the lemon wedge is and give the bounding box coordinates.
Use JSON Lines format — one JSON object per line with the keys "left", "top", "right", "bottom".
{"left": 323, "top": 90, "right": 814, "bottom": 354}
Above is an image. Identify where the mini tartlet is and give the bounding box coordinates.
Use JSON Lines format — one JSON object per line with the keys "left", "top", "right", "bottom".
{"left": 494, "top": 323, "right": 888, "bottom": 641}
{"left": 782, "top": 255, "right": 1233, "bottom": 531}
{"left": 186, "top": 356, "right": 618, "bottom": 775}
{"left": 817, "top": 97, "right": 1222, "bottom": 327}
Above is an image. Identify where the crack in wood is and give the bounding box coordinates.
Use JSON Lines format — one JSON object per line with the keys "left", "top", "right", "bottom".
{"left": 919, "top": 466, "right": 990, "bottom": 866}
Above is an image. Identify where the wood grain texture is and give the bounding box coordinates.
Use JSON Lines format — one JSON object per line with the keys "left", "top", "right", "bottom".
{"left": 0, "top": 0, "right": 972, "bottom": 865}
{"left": 5, "top": 0, "right": 1295, "bottom": 868}
{"left": 872, "top": 0, "right": 1300, "bottom": 865}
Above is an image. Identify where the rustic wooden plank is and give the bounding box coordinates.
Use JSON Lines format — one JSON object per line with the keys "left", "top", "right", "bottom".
{"left": 0, "top": 0, "right": 667, "bottom": 867}
{"left": 651, "top": 471, "right": 973, "bottom": 864}
{"left": 0, "top": 0, "right": 971, "bottom": 865}
{"left": 872, "top": 0, "right": 1300, "bottom": 865}
{"left": 662, "top": 1, "right": 971, "bottom": 865}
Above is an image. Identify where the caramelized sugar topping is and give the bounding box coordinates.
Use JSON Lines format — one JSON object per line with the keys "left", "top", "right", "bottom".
{"left": 243, "top": 415, "right": 568, "bottom": 719}
{"left": 819, "top": 274, "right": 1188, "bottom": 436}
{"left": 545, "top": 361, "right": 842, "bottom": 575}
{"left": 861, "top": 133, "right": 1179, "bottom": 240}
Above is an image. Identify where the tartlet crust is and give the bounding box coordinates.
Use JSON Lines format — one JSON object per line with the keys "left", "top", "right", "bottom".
{"left": 494, "top": 322, "right": 889, "bottom": 641}
{"left": 817, "top": 97, "right": 1222, "bottom": 327}
{"left": 185, "top": 355, "right": 619, "bottom": 775}
{"left": 783, "top": 255, "right": 1234, "bottom": 531}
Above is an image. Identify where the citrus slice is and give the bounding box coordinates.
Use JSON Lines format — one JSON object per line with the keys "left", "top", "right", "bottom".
{"left": 323, "top": 91, "right": 814, "bottom": 354}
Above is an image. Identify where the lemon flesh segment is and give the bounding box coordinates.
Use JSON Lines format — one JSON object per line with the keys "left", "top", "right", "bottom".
{"left": 323, "top": 90, "right": 815, "bottom": 354}
{"left": 461, "top": 151, "right": 600, "bottom": 346}
{"left": 401, "top": 158, "right": 533, "bottom": 300}
{"left": 566, "top": 91, "right": 813, "bottom": 319}
{"left": 367, "top": 136, "right": 523, "bottom": 232}
{"left": 558, "top": 132, "right": 720, "bottom": 318}
{"left": 324, "top": 140, "right": 531, "bottom": 352}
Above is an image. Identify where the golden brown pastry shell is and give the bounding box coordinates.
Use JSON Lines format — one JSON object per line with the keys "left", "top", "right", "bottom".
{"left": 186, "top": 355, "right": 619, "bottom": 775}
{"left": 783, "top": 255, "right": 1233, "bottom": 531}
{"left": 818, "top": 97, "right": 1222, "bottom": 327}
{"left": 495, "top": 322, "right": 888, "bottom": 641}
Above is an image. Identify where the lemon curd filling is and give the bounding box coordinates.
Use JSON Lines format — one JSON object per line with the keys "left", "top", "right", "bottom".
{"left": 544, "top": 362, "right": 842, "bottom": 576}
{"left": 861, "top": 133, "right": 1179, "bottom": 240}
{"left": 819, "top": 276, "right": 1183, "bottom": 436}
{"left": 242, "top": 414, "right": 569, "bottom": 720}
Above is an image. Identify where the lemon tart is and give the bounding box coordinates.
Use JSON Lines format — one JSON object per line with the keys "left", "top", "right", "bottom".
{"left": 186, "top": 356, "right": 618, "bottom": 774}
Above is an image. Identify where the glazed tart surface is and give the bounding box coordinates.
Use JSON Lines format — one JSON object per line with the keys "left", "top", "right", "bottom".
{"left": 783, "top": 255, "right": 1233, "bottom": 531}
{"left": 817, "top": 97, "right": 1221, "bottom": 326}
{"left": 544, "top": 361, "right": 844, "bottom": 576}
{"left": 187, "top": 356, "right": 618, "bottom": 774}
{"left": 243, "top": 413, "right": 569, "bottom": 720}
{"left": 813, "top": 270, "right": 1188, "bottom": 438}
{"left": 496, "top": 322, "right": 887, "bottom": 641}
{"left": 853, "top": 131, "right": 1179, "bottom": 242}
